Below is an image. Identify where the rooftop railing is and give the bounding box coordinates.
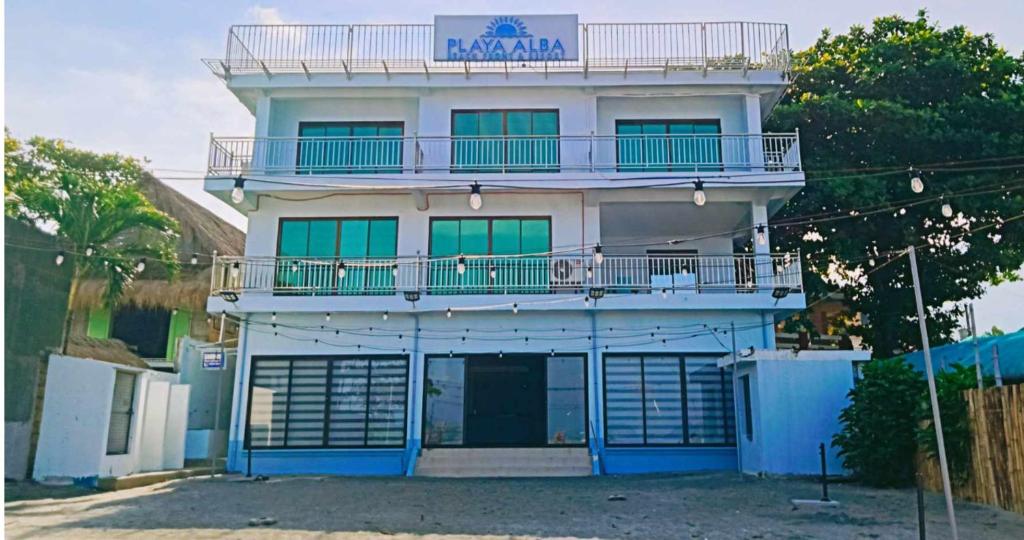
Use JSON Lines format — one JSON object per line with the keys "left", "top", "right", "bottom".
{"left": 204, "top": 22, "right": 790, "bottom": 77}
{"left": 211, "top": 253, "right": 802, "bottom": 298}
{"left": 207, "top": 132, "right": 801, "bottom": 176}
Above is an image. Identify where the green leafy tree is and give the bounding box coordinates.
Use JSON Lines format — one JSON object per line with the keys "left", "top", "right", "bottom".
{"left": 4, "top": 132, "right": 180, "bottom": 352}
{"left": 767, "top": 12, "right": 1024, "bottom": 357}
{"left": 833, "top": 357, "right": 925, "bottom": 487}
{"left": 916, "top": 364, "right": 980, "bottom": 484}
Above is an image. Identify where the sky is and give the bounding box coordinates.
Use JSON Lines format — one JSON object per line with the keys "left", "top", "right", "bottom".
{"left": 5, "top": 0, "right": 1023, "bottom": 334}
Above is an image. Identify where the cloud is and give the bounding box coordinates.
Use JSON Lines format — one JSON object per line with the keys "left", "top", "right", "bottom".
{"left": 247, "top": 6, "right": 285, "bottom": 25}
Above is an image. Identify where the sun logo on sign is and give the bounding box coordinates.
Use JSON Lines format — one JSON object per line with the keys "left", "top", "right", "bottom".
{"left": 482, "top": 16, "right": 532, "bottom": 38}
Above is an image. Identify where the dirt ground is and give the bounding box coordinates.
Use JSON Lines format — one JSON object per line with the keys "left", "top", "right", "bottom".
{"left": 5, "top": 472, "right": 1024, "bottom": 539}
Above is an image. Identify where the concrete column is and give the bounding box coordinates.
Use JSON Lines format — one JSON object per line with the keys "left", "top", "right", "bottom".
{"left": 251, "top": 94, "right": 272, "bottom": 172}
{"left": 744, "top": 94, "right": 765, "bottom": 172}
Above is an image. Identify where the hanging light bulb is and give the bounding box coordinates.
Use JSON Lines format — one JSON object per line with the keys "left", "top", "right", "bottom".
{"left": 693, "top": 180, "right": 707, "bottom": 206}
{"left": 392, "top": 263, "right": 399, "bottom": 277}
{"left": 942, "top": 203, "right": 954, "bottom": 218}
{"left": 910, "top": 171, "right": 925, "bottom": 194}
{"left": 230, "top": 261, "right": 240, "bottom": 278}
{"left": 457, "top": 256, "right": 467, "bottom": 275}
{"left": 468, "top": 182, "right": 483, "bottom": 210}
{"left": 230, "top": 177, "right": 246, "bottom": 204}
{"left": 446, "top": 307, "right": 453, "bottom": 318}
{"left": 489, "top": 265, "right": 497, "bottom": 279}
{"left": 290, "top": 261, "right": 299, "bottom": 273}
{"left": 756, "top": 225, "right": 767, "bottom": 245}
{"left": 337, "top": 261, "right": 347, "bottom": 279}
{"left": 271, "top": 312, "right": 277, "bottom": 322}
{"left": 512, "top": 303, "right": 519, "bottom": 314}
{"left": 85, "top": 244, "right": 95, "bottom": 257}
{"left": 593, "top": 244, "right": 604, "bottom": 265}
{"left": 190, "top": 252, "right": 199, "bottom": 265}
{"left": 584, "top": 296, "right": 591, "bottom": 306}
{"left": 661, "top": 288, "right": 668, "bottom": 299}
{"left": 382, "top": 311, "right": 389, "bottom": 321}
{"left": 586, "top": 266, "right": 593, "bottom": 279}
{"left": 136, "top": 258, "right": 146, "bottom": 273}
{"left": 55, "top": 251, "right": 65, "bottom": 266}
{"left": 325, "top": 312, "right": 331, "bottom": 322}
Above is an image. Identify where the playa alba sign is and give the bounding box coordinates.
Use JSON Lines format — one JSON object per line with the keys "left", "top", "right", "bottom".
{"left": 434, "top": 15, "right": 579, "bottom": 62}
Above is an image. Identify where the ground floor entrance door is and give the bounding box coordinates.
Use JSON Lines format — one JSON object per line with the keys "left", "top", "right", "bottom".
{"left": 464, "top": 355, "right": 546, "bottom": 446}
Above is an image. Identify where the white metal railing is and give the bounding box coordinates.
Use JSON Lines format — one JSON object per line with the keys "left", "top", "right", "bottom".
{"left": 211, "top": 253, "right": 802, "bottom": 297}
{"left": 207, "top": 133, "right": 801, "bottom": 176}
{"left": 204, "top": 22, "right": 790, "bottom": 77}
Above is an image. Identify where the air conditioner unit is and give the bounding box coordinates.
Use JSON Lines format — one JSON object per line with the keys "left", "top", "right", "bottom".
{"left": 550, "top": 259, "right": 582, "bottom": 287}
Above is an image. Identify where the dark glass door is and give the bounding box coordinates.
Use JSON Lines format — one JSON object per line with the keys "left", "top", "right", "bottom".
{"left": 465, "top": 355, "right": 546, "bottom": 446}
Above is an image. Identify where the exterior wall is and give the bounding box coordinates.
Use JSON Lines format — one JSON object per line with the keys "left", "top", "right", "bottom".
{"left": 595, "top": 95, "right": 747, "bottom": 135}
{"left": 178, "top": 337, "right": 235, "bottom": 460}
{"left": 737, "top": 358, "right": 856, "bottom": 476}
{"left": 4, "top": 218, "right": 72, "bottom": 479}
{"left": 226, "top": 309, "right": 770, "bottom": 476}
{"left": 32, "top": 355, "right": 186, "bottom": 484}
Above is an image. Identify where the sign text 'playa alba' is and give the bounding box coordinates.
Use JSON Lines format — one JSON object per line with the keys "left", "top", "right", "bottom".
{"left": 434, "top": 15, "right": 579, "bottom": 62}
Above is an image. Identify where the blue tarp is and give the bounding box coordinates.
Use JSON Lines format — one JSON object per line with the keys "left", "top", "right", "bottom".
{"left": 903, "top": 329, "right": 1024, "bottom": 380}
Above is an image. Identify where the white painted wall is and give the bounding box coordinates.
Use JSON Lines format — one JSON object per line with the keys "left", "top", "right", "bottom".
{"left": 163, "top": 385, "right": 191, "bottom": 470}
{"left": 32, "top": 355, "right": 188, "bottom": 483}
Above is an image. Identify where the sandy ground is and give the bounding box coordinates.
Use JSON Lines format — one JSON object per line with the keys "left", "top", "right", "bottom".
{"left": 5, "top": 473, "right": 1024, "bottom": 539}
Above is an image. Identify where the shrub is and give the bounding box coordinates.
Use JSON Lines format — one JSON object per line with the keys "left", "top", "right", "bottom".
{"left": 917, "top": 364, "right": 977, "bottom": 484}
{"left": 833, "top": 357, "right": 926, "bottom": 487}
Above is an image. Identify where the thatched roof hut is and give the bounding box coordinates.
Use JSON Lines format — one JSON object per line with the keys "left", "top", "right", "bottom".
{"left": 73, "top": 173, "right": 245, "bottom": 312}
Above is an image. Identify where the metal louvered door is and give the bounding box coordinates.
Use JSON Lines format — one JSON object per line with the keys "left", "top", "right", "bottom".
{"left": 106, "top": 371, "right": 137, "bottom": 455}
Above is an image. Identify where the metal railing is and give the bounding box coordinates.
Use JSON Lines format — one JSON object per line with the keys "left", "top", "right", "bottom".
{"left": 206, "top": 22, "right": 790, "bottom": 77}
{"left": 207, "top": 132, "right": 801, "bottom": 175}
{"left": 211, "top": 253, "right": 802, "bottom": 297}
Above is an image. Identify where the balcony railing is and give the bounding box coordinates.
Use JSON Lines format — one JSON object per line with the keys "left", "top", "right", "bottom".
{"left": 211, "top": 253, "right": 802, "bottom": 298}
{"left": 207, "top": 133, "right": 801, "bottom": 176}
{"left": 204, "top": 22, "right": 790, "bottom": 77}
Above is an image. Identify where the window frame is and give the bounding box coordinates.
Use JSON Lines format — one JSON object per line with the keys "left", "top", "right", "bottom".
{"left": 105, "top": 370, "right": 138, "bottom": 456}
{"left": 295, "top": 121, "right": 405, "bottom": 174}
{"left": 449, "top": 109, "right": 561, "bottom": 173}
{"left": 427, "top": 216, "right": 553, "bottom": 258}
{"left": 614, "top": 119, "right": 723, "bottom": 173}
{"left": 601, "top": 353, "right": 736, "bottom": 448}
{"left": 244, "top": 355, "right": 410, "bottom": 450}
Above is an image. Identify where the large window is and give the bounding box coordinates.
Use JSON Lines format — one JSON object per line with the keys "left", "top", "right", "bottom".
{"left": 428, "top": 217, "right": 551, "bottom": 293}
{"left": 276, "top": 218, "right": 398, "bottom": 294}
{"left": 451, "top": 110, "right": 559, "bottom": 172}
{"left": 247, "top": 356, "right": 409, "bottom": 449}
{"left": 603, "top": 355, "right": 735, "bottom": 446}
{"left": 616, "top": 120, "right": 721, "bottom": 172}
{"left": 297, "top": 122, "right": 404, "bottom": 174}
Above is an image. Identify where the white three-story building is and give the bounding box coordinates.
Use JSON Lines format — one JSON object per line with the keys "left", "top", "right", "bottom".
{"left": 204, "top": 16, "right": 826, "bottom": 477}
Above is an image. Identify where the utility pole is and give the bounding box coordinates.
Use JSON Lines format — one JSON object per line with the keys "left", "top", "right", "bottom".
{"left": 968, "top": 304, "right": 983, "bottom": 390}
{"left": 908, "top": 245, "right": 959, "bottom": 540}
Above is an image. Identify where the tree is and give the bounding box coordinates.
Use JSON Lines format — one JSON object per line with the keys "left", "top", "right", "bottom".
{"left": 916, "top": 364, "right": 978, "bottom": 484}
{"left": 766, "top": 12, "right": 1024, "bottom": 357}
{"left": 5, "top": 132, "right": 180, "bottom": 352}
{"left": 833, "top": 357, "right": 925, "bottom": 487}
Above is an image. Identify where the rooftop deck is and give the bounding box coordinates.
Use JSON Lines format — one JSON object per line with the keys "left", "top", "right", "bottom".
{"left": 204, "top": 22, "right": 790, "bottom": 79}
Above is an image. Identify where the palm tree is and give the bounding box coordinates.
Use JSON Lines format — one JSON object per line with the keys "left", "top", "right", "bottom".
{"left": 5, "top": 132, "right": 180, "bottom": 353}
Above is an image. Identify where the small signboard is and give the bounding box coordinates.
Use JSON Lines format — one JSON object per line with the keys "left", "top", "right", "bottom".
{"left": 202, "top": 351, "right": 226, "bottom": 370}
{"left": 434, "top": 15, "right": 579, "bottom": 62}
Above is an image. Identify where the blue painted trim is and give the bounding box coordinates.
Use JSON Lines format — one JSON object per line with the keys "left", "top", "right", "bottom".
{"left": 226, "top": 443, "right": 406, "bottom": 476}
{"left": 404, "top": 438, "right": 421, "bottom": 476}
{"left": 602, "top": 446, "right": 737, "bottom": 474}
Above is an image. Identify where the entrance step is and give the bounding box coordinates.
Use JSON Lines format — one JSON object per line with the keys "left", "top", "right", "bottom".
{"left": 414, "top": 448, "right": 592, "bottom": 477}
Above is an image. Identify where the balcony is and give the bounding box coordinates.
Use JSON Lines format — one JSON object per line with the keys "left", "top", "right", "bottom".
{"left": 207, "top": 133, "right": 801, "bottom": 176}
{"left": 203, "top": 22, "right": 790, "bottom": 79}
{"left": 210, "top": 253, "right": 802, "bottom": 299}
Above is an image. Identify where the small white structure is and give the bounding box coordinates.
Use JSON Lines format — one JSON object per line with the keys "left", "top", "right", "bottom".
{"left": 722, "top": 350, "right": 871, "bottom": 476}
{"left": 32, "top": 354, "right": 190, "bottom": 485}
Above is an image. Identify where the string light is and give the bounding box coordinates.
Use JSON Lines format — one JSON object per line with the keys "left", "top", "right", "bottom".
{"left": 910, "top": 170, "right": 925, "bottom": 193}
{"left": 446, "top": 307, "right": 453, "bottom": 318}
{"left": 230, "top": 261, "right": 240, "bottom": 278}
{"left": 271, "top": 312, "right": 277, "bottom": 322}
{"left": 290, "top": 261, "right": 299, "bottom": 273}
{"left": 512, "top": 303, "right": 519, "bottom": 314}
{"left": 457, "top": 256, "right": 467, "bottom": 275}
{"left": 661, "top": 288, "right": 668, "bottom": 299}
{"left": 693, "top": 180, "right": 707, "bottom": 206}
{"left": 489, "top": 265, "right": 497, "bottom": 279}
{"left": 586, "top": 266, "right": 593, "bottom": 279}
{"left": 190, "top": 252, "right": 199, "bottom": 265}
{"left": 391, "top": 263, "right": 399, "bottom": 277}
{"left": 382, "top": 311, "right": 389, "bottom": 321}
{"left": 136, "top": 258, "right": 146, "bottom": 272}
{"left": 55, "top": 251, "right": 65, "bottom": 266}
{"left": 230, "top": 177, "right": 246, "bottom": 204}
{"left": 756, "top": 225, "right": 767, "bottom": 245}
{"left": 337, "top": 261, "right": 347, "bottom": 279}
{"left": 85, "top": 244, "right": 95, "bottom": 257}
{"left": 593, "top": 244, "right": 604, "bottom": 265}
{"left": 942, "top": 203, "right": 954, "bottom": 218}
{"left": 325, "top": 312, "right": 331, "bottom": 322}
{"left": 469, "top": 182, "right": 483, "bottom": 210}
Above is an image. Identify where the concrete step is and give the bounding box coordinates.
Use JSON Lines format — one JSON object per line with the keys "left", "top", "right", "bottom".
{"left": 415, "top": 448, "right": 592, "bottom": 478}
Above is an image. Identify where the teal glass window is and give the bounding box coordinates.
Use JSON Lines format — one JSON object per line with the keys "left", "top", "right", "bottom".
{"left": 297, "top": 122, "right": 403, "bottom": 174}
{"left": 616, "top": 120, "right": 722, "bottom": 172}
{"left": 451, "top": 110, "right": 559, "bottom": 173}
{"left": 429, "top": 218, "right": 551, "bottom": 294}
{"left": 275, "top": 217, "right": 398, "bottom": 294}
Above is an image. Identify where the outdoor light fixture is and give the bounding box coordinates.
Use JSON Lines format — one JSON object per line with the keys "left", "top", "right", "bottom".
{"left": 586, "top": 266, "right": 593, "bottom": 279}
{"left": 136, "top": 258, "right": 146, "bottom": 273}
{"left": 231, "top": 177, "right": 246, "bottom": 204}
{"left": 337, "top": 261, "right": 347, "bottom": 279}
{"left": 910, "top": 171, "right": 925, "bottom": 194}
{"left": 661, "top": 288, "right": 668, "bottom": 299}
{"left": 457, "top": 256, "right": 467, "bottom": 275}
{"left": 382, "top": 310, "right": 390, "bottom": 321}
{"left": 489, "top": 265, "right": 497, "bottom": 279}
{"left": 942, "top": 203, "right": 954, "bottom": 218}
{"left": 403, "top": 291, "right": 421, "bottom": 303}
{"left": 220, "top": 291, "right": 240, "bottom": 302}
{"left": 593, "top": 244, "right": 604, "bottom": 265}
{"left": 271, "top": 312, "right": 277, "bottom": 322}
{"left": 469, "top": 182, "right": 483, "bottom": 210}
{"left": 583, "top": 296, "right": 591, "bottom": 306}
{"left": 512, "top": 303, "right": 519, "bottom": 314}
{"left": 190, "top": 252, "right": 199, "bottom": 265}
{"left": 756, "top": 225, "right": 767, "bottom": 245}
{"left": 85, "top": 245, "right": 95, "bottom": 257}
{"left": 771, "top": 287, "right": 791, "bottom": 300}
{"left": 291, "top": 261, "right": 299, "bottom": 273}
{"left": 589, "top": 287, "right": 606, "bottom": 300}
{"left": 392, "top": 263, "right": 399, "bottom": 277}
{"left": 55, "top": 251, "right": 65, "bottom": 266}
{"left": 325, "top": 312, "right": 331, "bottom": 322}
{"left": 446, "top": 307, "right": 453, "bottom": 318}
{"left": 693, "top": 180, "right": 707, "bottom": 206}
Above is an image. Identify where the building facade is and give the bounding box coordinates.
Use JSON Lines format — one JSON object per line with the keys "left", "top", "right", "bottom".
{"left": 204, "top": 17, "right": 812, "bottom": 476}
